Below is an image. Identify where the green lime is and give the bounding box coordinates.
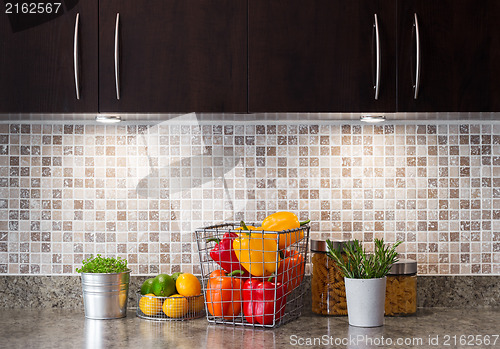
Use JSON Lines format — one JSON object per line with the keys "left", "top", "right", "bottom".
{"left": 140, "top": 277, "right": 155, "bottom": 295}
{"left": 152, "top": 274, "right": 176, "bottom": 297}
{"left": 171, "top": 272, "right": 183, "bottom": 281}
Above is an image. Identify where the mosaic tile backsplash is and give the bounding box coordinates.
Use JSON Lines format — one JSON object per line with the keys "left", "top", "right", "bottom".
{"left": 1, "top": 118, "right": 499, "bottom": 276}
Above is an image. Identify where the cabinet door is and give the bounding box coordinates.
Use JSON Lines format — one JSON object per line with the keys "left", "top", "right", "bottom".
{"left": 0, "top": 1, "right": 98, "bottom": 113}
{"left": 249, "top": 0, "right": 396, "bottom": 112}
{"left": 398, "top": 0, "right": 500, "bottom": 112}
{"left": 99, "top": 0, "right": 247, "bottom": 113}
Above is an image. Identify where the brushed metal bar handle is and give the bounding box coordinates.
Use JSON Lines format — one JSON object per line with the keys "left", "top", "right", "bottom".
{"left": 114, "top": 13, "right": 120, "bottom": 100}
{"left": 73, "top": 13, "right": 80, "bottom": 100}
{"left": 374, "top": 14, "right": 380, "bottom": 100}
{"left": 413, "top": 13, "right": 421, "bottom": 99}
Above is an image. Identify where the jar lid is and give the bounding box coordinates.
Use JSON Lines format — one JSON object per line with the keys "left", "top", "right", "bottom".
{"left": 388, "top": 259, "right": 418, "bottom": 275}
{"left": 310, "top": 239, "right": 351, "bottom": 252}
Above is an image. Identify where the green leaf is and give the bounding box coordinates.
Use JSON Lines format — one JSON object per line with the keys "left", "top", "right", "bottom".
{"left": 325, "top": 239, "right": 402, "bottom": 279}
{"left": 76, "top": 254, "right": 129, "bottom": 274}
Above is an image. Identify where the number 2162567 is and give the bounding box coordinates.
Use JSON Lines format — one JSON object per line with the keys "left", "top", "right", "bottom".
{"left": 5, "top": 2, "right": 62, "bottom": 14}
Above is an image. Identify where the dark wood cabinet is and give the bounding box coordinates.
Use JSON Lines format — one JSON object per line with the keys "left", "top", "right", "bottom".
{"left": 98, "top": 0, "right": 247, "bottom": 113}
{"left": 250, "top": 0, "right": 500, "bottom": 113}
{"left": 398, "top": 0, "right": 500, "bottom": 112}
{"left": 3, "top": 0, "right": 500, "bottom": 114}
{"left": 249, "top": 0, "right": 397, "bottom": 112}
{"left": 0, "top": 1, "right": 98, "bottom": 113}
{"left": 0, "top": 0, "right": 246, "bottom": 114}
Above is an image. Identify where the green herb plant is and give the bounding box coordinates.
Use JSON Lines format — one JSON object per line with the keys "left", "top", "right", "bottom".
{"left": 76, "top": 254, "right": 129, "bottom": 273}
{"left": 326, "top": 239, "right": 402, "bottom": 279}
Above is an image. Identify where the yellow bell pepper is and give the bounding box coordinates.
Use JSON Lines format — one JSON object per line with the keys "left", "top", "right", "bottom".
{"left": 233, "top": 222, "right": 281, "bottom": 277}
{"left": 262, "top": 211, "right": 310, "bottom": 249}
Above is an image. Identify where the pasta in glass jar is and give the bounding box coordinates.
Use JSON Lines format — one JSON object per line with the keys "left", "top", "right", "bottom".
{"left": 311, "top": 240, "right": 351, "bottom": 316}
{"left": 385, "top": 259, "right": 417, "bottom": 316}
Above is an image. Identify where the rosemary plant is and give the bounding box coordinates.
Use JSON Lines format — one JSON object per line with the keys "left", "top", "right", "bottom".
{"left": 326, "top": 239, "right": 402, "bottom": 279}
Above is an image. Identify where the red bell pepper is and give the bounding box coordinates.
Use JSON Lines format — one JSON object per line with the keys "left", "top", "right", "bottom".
{"left": 242, "top": 276, "right": 287, "bottom": 325}
{"left": 207, "top": 233, "right": 249, "bottom": 277}
{"left": 276, "top": 249, "right": 305, "bottom": 293}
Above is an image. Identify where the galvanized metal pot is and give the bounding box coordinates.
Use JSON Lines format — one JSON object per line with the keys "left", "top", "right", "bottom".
{"left": 81, "top": 270, "right": 130, "bottom": 319}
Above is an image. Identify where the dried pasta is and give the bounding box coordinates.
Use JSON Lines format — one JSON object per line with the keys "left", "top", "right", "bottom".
{"left": 385, "top": 275, "right": 417, "bottom": 316}
{"left": 311, "top": 252, "right": 348, "bottom": 316}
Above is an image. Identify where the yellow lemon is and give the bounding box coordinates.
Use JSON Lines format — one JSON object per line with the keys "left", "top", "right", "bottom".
{"left": 175, "top": 273, "right": 202, "bottom": 297}
{"left": 188, "top": 295, "right": 205, "bottom": 313}
{"left": 162, "top": 294, "right": 189, "bottom": 318}
{"left": 139, "top": 293, "right": 162, "bottom": 316}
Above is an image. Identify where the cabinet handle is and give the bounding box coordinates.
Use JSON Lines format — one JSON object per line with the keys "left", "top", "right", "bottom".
{"left": 413, "top": 13, "right": 421, "bottom": 99}
{"left": 373, "top": 14, "right": 380, "bottom": 100}
{"left": 73, "top": 13, "right": 80, "bottom": 100}
{"left": 114, "top": 13, "right": 120, "bottom": 100}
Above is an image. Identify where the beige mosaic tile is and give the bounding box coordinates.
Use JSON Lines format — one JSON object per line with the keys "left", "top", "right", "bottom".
{"left": 0, "top": 119, "right": 499, "bottom": 275}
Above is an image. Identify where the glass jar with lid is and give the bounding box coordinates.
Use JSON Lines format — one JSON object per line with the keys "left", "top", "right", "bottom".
{"left": 385, "top": 259, "right": 417, "bottom": 316}
{"left": 311, "top": 239, "right": 350, "bottom": 316}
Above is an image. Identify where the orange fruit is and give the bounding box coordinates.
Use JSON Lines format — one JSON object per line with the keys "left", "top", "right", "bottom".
{"left": 139, "top": 293, "right": 162, "bottom": 316}
{"left": 176, "top": 273, "right": 201, "bottom": 297}
{"left": 162, "top": 294, "right": 189, "bottom": 318}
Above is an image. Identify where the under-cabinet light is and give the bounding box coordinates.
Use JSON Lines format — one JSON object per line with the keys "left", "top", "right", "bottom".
{"left": 360, "top": 115, "right": 386, "bottom": 123}
{"left": 95, "top": 115, "right": 122, "bottom": 123}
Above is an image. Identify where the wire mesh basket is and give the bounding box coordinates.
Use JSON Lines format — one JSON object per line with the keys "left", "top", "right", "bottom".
{"left": 195, "top": 223, "right": 310, "bottom": 328}
{"left": 136, "top": 293, "right": 205, "bottom": 321}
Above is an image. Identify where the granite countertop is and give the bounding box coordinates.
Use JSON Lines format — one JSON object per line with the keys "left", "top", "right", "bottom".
{"left": 1, "top": 308, "right": 499, "bottom": 349}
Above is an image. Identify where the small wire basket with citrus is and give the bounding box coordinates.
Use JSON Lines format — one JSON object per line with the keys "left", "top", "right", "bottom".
{"left": 136, "top": 272, "right": 205, "bottom": 321}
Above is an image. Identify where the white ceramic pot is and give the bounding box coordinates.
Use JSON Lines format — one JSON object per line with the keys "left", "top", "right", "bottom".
{"left": 344, "top": 277, "right": 386, "bottom": 327}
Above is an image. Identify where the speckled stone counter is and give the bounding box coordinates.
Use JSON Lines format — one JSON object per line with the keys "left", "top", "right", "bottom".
{"left": 1, "top": 308, "right": 499, "bottom": 349}
{"left": 1, "top": 275, "right": 500, "bottom": 309}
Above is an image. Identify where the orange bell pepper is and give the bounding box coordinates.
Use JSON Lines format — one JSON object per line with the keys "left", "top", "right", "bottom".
{"left": 206, "top": 269, "right": 244, "bottom": 319}
{"left": 262, "top": 211, "right": 310, "bottom": 249}
{"left": 276, "top": 250, "right": 305, "bottom": 292}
